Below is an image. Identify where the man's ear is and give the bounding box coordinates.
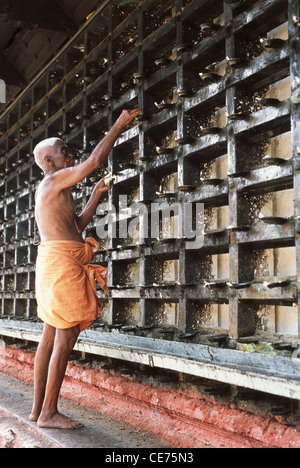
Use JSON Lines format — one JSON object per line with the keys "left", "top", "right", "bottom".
{"left": 44, "top": 155, "right": 53, "bottom": 166}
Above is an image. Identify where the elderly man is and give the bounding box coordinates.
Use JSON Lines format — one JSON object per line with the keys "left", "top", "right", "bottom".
{"left": 30, "top": 108, "right": 142, "bottom": 430}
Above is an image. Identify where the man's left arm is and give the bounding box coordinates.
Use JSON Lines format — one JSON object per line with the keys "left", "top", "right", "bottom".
{"left": 75, "top": 176, "right": 113, "bottom": 233}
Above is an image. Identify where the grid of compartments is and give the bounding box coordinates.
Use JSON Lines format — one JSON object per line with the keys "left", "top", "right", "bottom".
{"left": 0, "top": 0, "right": 299, "bottom": 356}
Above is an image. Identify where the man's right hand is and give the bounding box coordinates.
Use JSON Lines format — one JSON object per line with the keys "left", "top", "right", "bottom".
{"left": 47, "top": 109, "right": 143, "bottom": 192}
{"left": 115, "top": 108, "right": 143, "bottom": 130}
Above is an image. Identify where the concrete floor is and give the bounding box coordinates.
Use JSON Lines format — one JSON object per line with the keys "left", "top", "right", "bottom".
{"left": 0, "top": 371, "right": 171, "bottom": 449}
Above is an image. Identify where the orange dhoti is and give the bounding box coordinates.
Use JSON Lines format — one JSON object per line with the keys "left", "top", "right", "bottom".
{"left": 36, "top": 238, "right": 107, "bottom": 332}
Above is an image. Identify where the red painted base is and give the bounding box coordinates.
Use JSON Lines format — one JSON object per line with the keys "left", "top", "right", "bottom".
{"left": 1, "top": 344, "right": 299, "bottom": 448}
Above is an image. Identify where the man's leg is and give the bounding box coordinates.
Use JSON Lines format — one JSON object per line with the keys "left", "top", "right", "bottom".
{"left": 37, "top": 324, "right": 82, "bottom": 430}
{"left": 29, "top": 323, "right": 56, "bottom": 422}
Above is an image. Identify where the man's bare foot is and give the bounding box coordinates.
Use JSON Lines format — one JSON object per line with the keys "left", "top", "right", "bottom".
{"left": 29, "top": 411, "right": 39, "bottom": 422}
{"left": 37, "top": 411, "right": 84, "bottom": 430}
{"left": 29, "top": 405, "right": 43, "bottom": 422}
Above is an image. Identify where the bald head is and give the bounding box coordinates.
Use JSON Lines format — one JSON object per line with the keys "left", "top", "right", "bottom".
{"left": 33, "top": 138, "right": 63, "bottom": 171}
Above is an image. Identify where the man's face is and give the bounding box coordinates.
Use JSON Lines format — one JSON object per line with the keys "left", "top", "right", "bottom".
{"left": 53, "top": 141, "right": 75, "bottom": 169}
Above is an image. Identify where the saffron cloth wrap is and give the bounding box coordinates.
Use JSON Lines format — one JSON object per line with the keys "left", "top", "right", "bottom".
{"left": 35, "top": 237, "right": 107, "bottom": 332}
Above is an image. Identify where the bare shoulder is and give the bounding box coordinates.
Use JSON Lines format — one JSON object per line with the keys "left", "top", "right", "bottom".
{"left": 35, "top": 175, "right": 62, "bottom": 205}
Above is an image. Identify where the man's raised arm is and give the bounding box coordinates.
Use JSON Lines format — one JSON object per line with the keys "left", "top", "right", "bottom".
{"left": 50, "top": 108, "right": 142, "bottom": 190}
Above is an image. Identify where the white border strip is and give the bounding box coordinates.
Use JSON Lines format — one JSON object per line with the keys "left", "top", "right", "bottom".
{"left": 1, "top": 326, "right": 299, "bottom": 400}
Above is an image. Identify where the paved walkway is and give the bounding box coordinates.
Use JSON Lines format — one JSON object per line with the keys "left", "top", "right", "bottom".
{"left": 0, "top": 372, "right": 170, "bottom": 449}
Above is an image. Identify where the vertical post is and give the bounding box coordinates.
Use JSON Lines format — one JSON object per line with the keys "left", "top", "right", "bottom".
{"left": 107, "top": 1, "right": 114, "bottom": 326}
{"left": 107, "top": 0, "right": 115, "bottom": 257}
{"left": 82, "top": 28, "right": 88, "bottom": 156}
{"left": 175, "top": 0, "right": 188, "bottom": 333}
{"left": 62, "top": 52, "right": 67, "bottom": 141}
{"left": 224, "top": 0, "right": 255, "bottom": 339}
{"left": 289, "top": 0, "right": 300, "bottom": 337}
{"left": 138, "top": 1, "right": 147, "bottom": 328}
{"left": 45, "top": 70, "right": 50, "bottom": 139}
